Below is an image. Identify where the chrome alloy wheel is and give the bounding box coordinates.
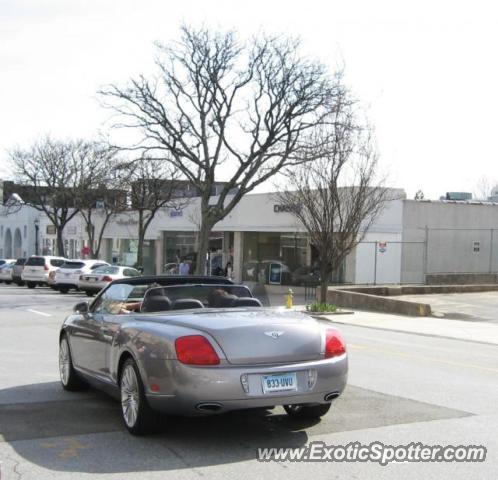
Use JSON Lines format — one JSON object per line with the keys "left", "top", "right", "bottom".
{"left": 59, "top": 338, "right": 70, "bottom": 386}
{"left": 121, "top": 365, "right": 140, "bottom": 428}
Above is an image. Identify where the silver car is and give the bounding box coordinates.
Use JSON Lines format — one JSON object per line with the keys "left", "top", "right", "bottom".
{"left": 59, "top": 276, "right": 348, "bottom": 435}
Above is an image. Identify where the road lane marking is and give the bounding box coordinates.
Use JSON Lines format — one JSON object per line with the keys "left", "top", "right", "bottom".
{"left": 26, "top": 309, "right": 52, "bottom": 317}
{"left": 348, "top": 343, "right": 498, "bottom": 374}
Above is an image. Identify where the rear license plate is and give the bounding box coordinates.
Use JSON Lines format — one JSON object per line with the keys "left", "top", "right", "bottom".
{"left": 262, "top": 372, "right": 297, "bottom": 394}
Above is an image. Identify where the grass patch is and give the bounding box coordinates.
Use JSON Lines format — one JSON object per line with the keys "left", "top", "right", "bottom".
{"left": 306, "top": 302, "right": 337, "bottom": 313}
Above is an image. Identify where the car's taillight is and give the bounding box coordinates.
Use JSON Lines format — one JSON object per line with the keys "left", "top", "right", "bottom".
{"left": 102, "top": 276, "right": 113, "bottom": 282}
{"left": 325, "top": 330, "right": 346, "bottom": 358}
{"left": 175, "top": 335, "right": 220, "bottom": 365}
{"left": 79, "top": 275, "right": 84, "bottom": 281}
{"left": 44, "top": 265, "right": 49, "bottom": 271}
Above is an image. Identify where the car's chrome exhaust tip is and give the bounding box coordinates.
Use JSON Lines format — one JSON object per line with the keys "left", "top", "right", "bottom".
{"left": 196, "top": 402, "right": 223, "bottom": 412}
{"left": 324, "top": 391, "right": 340, "bottom": 401}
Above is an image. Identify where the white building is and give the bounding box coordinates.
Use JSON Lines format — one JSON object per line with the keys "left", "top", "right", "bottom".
{"left": 0, "top": 188, "right": 404, "bottom": 284}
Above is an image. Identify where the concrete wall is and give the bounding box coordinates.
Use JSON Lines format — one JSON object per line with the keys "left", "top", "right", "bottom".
{"left": 402, "top": 200, "right": 498, "bottom": 283}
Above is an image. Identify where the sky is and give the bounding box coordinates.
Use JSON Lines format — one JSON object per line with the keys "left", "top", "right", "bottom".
{"left": 1, "top": 0, "right": 497, "bottom": 199}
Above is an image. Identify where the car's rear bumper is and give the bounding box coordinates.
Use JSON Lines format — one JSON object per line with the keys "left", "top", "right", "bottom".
{"left": 144, "top": 355, "right": 348, "bottom": 415}
{"left": 55, "top": 282, "right": 78, "bottom": 290}
{"left": 22, "top": 273, "right": 48, "bottom": 282}
{"left": 78, "top": 281, "right": 107, "bottom": 292}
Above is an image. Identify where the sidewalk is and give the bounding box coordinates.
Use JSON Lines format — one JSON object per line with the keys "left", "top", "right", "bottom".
{"left": 320, "top": 310, "right": 498, "bottom": 346}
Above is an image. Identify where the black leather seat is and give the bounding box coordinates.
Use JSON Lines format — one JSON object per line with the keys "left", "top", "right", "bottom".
{"left": 230, "top": 297, "right": 262, "bottom": 307}
{"left": 171, "top": 299, "right": 204, "bottom": 310}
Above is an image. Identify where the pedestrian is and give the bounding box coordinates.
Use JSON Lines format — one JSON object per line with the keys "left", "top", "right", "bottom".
{"left": 179, "top": 258, "right": 190, "bottom": 275}
{"left": 225, "top": 261, "right": 233, "bottom": 279}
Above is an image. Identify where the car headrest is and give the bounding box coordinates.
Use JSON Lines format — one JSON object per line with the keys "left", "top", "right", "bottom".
{"left": 230, "top": 297, "right": 262, "bottom": 307}
{"left": 141, "top": 295, "right": 172, "bottom": 312}
{"left": 171, "top": 299, "right": 205, "bottom": 310}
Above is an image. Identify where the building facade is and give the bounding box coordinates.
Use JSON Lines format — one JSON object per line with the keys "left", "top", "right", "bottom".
{"left": 4, "top": 184, "right": 498, "bottom": 285}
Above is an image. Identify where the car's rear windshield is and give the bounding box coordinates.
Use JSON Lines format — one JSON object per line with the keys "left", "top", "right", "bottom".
{"left": 93, "top": 266, "right": 119, "bottom": 275}
{"left": 15, "top": 258, "right": 26, "bottom": 265}
{"left": 61, "top": 261, "right": 85, "bottom": 269}
{"left": 25, "top": 257, "right": 45, "bottom": 266}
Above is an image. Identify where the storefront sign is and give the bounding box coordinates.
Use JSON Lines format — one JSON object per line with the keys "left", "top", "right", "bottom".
{"left": 273, "top": 204, "right": 301, "bottom": 214}
{"left": 116, "top": 218, "right": 139, "bottom": 226}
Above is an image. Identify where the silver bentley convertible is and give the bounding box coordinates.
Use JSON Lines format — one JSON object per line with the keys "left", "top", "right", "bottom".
{"left": 59, "top": 275, "right": 348, "bottom": 434}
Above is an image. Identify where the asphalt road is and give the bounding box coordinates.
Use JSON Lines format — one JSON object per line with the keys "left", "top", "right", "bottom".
{"left": 0, "top": 284, "right": 497, "bottom": 479}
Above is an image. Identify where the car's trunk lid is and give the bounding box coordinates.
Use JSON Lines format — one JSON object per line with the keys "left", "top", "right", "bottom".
{"left": 151, "top": 309, "right": 324, "bottom": 365}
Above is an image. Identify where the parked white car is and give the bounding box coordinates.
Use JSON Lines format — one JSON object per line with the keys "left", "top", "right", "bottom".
{"left": 0, "top": 259, "right": 15, "bottom": 268}
{"left": 22, "top": 256, "right": 66, "bottom": 288}
{"left": 0, "top": 261, "right": 16, "bottom": 284}
{"left": 54, "top": 259, "right": 110, "bottom": 293}
{"left": 78, "top": 265, "right": 141, "bottom": 296}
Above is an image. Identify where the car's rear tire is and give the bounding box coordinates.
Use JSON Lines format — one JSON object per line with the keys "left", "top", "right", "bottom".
{"left": 284, "top": 403, "right": 331, "bottom": 419}
{"left": 120, "top": 358, "right": 157, "bottom": 435}
{"left": 59, "top": 335, "right": 86, "bottom": 391}
{"left": 27, "top": 282, "right": 36, "bottom": 289}
{"left": 5, "top": 281, "right": 11, "bottom": 285}
{"left": 85, "top": 291, "right": 94, "bottom": 297}
{"left": 59, "top": 287, "right": 69, "bottom": 294}
{"left": 15, "top": 281, "right": 25, "bottom": 286}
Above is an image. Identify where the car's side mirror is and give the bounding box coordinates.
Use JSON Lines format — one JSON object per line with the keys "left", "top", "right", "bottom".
{"left": 74, "top": 301, "right": 89, "bottom": 314}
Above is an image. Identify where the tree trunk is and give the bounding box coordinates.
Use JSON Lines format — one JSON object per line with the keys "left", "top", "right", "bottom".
{"left": 319, "top": 264, "right": 329, "bottom": 303}
{"left": 195, "top": 222, "right": 211, "bottom": 275}
{"left": 56, "top": 228, "right": 65, "bottom": 257}
{"left": 93, "top": 214, "right": 112, "bottom": 260}
{"left": 136, "top": 210, "right": 145, "bottom": 270}
{"left": 87, "top": 224, "right": 96, "bottom": 259}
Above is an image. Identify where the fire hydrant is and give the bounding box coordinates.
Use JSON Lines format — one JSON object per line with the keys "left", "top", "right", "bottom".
{"left": 285, "top": 288, "right": 294, "bottom": 309}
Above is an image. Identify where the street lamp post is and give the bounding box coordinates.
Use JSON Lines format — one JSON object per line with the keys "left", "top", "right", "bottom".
{"left": 34, "top": 219, "right": 39, "bottom": 255}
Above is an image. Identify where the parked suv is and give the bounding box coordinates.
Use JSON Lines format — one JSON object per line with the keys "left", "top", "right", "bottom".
{"left": 12, "top": 258, "right": 27, "bottom": 286}
{"left": 22, "top": 256, "right": 66, "bottom": 288}
{"left": 54, "top": 259, "right": 110, "bottom": 293}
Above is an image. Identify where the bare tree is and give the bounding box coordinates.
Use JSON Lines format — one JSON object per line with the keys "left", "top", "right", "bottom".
{"left": 100, "top": 25, "right": 344, "bottom": 273}
{"left": 125, "top": 157, "right": 185, "bottom": 270}
{"left": 472, "top": 176, "right": 497, "bottom": 201}
{"left": 9, "top": 137, "right": 102, "bottom": 257}
{"left": 74, "top": 146, "right": 128, "bottom": 259}
{"left": 276, "top": 114, "right": 390, "bottom": 303}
